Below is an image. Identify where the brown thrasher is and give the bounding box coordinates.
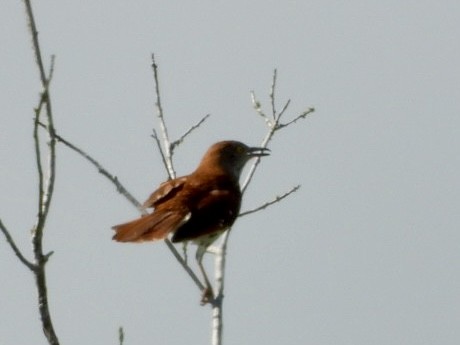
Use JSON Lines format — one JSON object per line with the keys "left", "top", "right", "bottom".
{"left": 112, "top": 140, "right": 269, "bottom": 304}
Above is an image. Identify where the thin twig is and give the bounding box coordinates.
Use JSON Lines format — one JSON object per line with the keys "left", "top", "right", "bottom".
{"left": 164, "top": 239, "right": 204, "bottom": 290}
{"left": 151, "top": 53, "right": 175, "bottom": 178}
{"left": 239, "top": 185, "right": 301, "bottom": 217}
{"left": 269, "top": 69, "right": 277, "bottom": 119}
{"left": 118, "top": 327, "right": 124, "bottom": 345}
{"left": 170, "top": 113, "right": 211, "bottom": 152}
{"left": 23, "top": 0, "right": 47, "bottom": 84}
{"left": 250, "top": 91, "right": 272, "bottom": 127}
{"left": 276, "top": 107, "right": 315, "bottom": 129}
{"left": 0, "top": 219, "right": 36, "bottom": 271}
{"left": 276, "top": 99, "right": 291, "bottom": 121}
{"left": 151, "top": 129, "right": 172, "bottom": 181}
{"left": 148, "top": 55, "right": 210, "bottom": 293}
{"left": 33, "top": 96, "right": 45, "bottom": 220}
{"left": 241, "top": 130, "right": 274, "bottom": 194}
{"left": 38, "top": 123, "right": 144, "bottom": 213}
{"left": 37, "top": 55, "right": 57, "bottom": 223}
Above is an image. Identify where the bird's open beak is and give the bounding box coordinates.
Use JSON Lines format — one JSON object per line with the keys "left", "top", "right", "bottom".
{"left": 247, "top": 147, "right": 270, "bottom": 157}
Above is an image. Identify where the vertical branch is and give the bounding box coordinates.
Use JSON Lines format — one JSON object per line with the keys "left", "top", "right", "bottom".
{"left": 23, "top": 0, "right": 47, "bottom": 84}
{"left": 23, "top": 1, "right": 60, "bottom": 344}
{"left": 118, "top": 327, "right": 125, "bottom": 345}
{"left": 210, "top": 120, "right": 275, "bottom": 345}
{"left": 211, "top": 244, "right": 225, "bottom": 345}
{"left": 269, "top": 68, "right": 277, "bottom": 120}
{"left": 151, "top": 54, "right": 175, "bottom": 178}
{"left": 240, "top": 129, "right": 274, "bottom": 194}
{"left": 149, "top": 56, "right": 206, "bottom": 291}
{"left": 211, "top": 69, "right": 314, "bottom": 345}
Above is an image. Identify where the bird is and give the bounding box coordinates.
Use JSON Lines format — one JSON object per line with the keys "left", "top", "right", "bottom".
{"left": 112, "top": 140, "right": 269, "bottom": 304}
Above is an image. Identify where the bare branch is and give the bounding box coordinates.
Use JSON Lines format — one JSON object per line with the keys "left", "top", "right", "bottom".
{"left": 118, "top": 327, "right": 124, "bottom": 345}
{"left": 241, "top": 130, "right": 273, "bottom": 194}
{"left": 250, "top": 91, "right": 272, "bottom": 127}
{"left": 170, "top": 113, "right": 211, "bottom": 152}
{"left": 43, "top": 250, "right": 54, "bottom": 262}
{"left": 47, "top": 55, "right": 56, "bottom": 83}
{"left": 212, "top": 93, "right": 276, "bottom": 345}
{"left": 151, "top": 129, "right": 172, "bottom": 181}
{"left": 22, "top": 1, "right": 61, "bottom": 344}
{"left": 0, "top": 219, "right": 36, "bottom": 271}
{"left": 239, "top": 185, "right": 301, "bottom": 217}
{"left": 211, "top": 244, "right": 225, "bottom": 343}
{"left": 151, "top": 54, "right": 175, "bottom": 178}
{"left": 269, "top": 68, "right": 277, "bottom": 119}
{"left": 276, "top": 98, "right": 291, "bottom": 121}
{"left": 23, "top": 0, "right": 47, "bottom": 84}
{"left": 164, "top": 239, "right": 205, "bottom": 290}
{"left": 33, "top": 100, "right": 45, "bottom": 220}
{"left": 276, "top": 107, "right": 315, "bottom": 129}
{"left": 149, "top": 56, "right": 211, "bottom": 291}
{"left": 212, "top": 71, "right": 314, "bottom": 344}
{"left": 39, "top": 123, "right": 144, "bottom": 212}
{"left": 32, "top": 53, "right": 57, "bottom": 231}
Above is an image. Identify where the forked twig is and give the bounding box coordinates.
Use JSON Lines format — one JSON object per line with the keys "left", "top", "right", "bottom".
{"left": 170, "top": 113, "right": 211, "bottom": 152}
{"left": 276, "top": 107, "right": 316, "bottom": 129}
{"left": 7, "top": 2, "right": 62, "bottom": 344}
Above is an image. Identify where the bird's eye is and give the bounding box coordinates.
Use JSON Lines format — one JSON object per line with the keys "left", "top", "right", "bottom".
{"left": 235, "top": 146, "right": 245, "bottom": 154}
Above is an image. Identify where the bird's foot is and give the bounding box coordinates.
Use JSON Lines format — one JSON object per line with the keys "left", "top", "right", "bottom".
{"left": 200, "top": 287, "right": 214, "bottom": 306}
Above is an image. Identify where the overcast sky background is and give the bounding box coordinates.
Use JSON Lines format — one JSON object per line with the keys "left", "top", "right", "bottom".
{"left": 1, "top": 1, "right": 460, "bottom": 344}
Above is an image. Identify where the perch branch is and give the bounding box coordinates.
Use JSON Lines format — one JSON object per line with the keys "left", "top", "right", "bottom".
{"left": 239, "top": 185, "right": 301, "bottom": 217}
{"left": 211, "top": 68, "right": 314, "bottom": 345}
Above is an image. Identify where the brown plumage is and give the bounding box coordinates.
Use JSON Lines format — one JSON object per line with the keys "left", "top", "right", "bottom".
{"left": 112, "top": 140, "right": 269, "bottom": 304}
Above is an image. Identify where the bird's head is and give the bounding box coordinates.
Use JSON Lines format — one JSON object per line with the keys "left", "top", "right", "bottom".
{"left": 197, "top": 140, "right": 270, "bottom": 180}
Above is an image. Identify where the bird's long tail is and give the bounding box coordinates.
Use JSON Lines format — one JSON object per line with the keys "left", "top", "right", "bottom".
{"left": 112, "top": 211, "right": 191, "bottom": 243}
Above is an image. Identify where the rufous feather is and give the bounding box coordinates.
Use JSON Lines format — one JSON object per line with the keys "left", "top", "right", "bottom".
{"left": 112, "top": 210, "right": 191, "bottom": 242}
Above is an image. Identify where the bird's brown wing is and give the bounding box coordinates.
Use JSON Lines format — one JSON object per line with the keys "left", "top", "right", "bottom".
{"left": 143, "top": 176, "right": 187, "bottom": 208}
{"left": 112, "top": 209, "right": 191, "bottom": 242}
{"left": 172, "top": 188, "right": 241, "bottom": 243}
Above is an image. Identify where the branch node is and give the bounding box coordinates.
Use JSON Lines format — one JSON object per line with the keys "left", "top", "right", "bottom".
{"left": 170, "top": 113, "right": 211, "bottom": 152}
{"left": 239, "top": 185, "right": 301, "bottom": 217}
{"left": 43, "top": 250, "right": 54, "bottom": 262}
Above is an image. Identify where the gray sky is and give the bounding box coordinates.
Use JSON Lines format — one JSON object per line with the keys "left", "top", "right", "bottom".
{"left": 1, "top": 1, "right": 460, "bottom": 344}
